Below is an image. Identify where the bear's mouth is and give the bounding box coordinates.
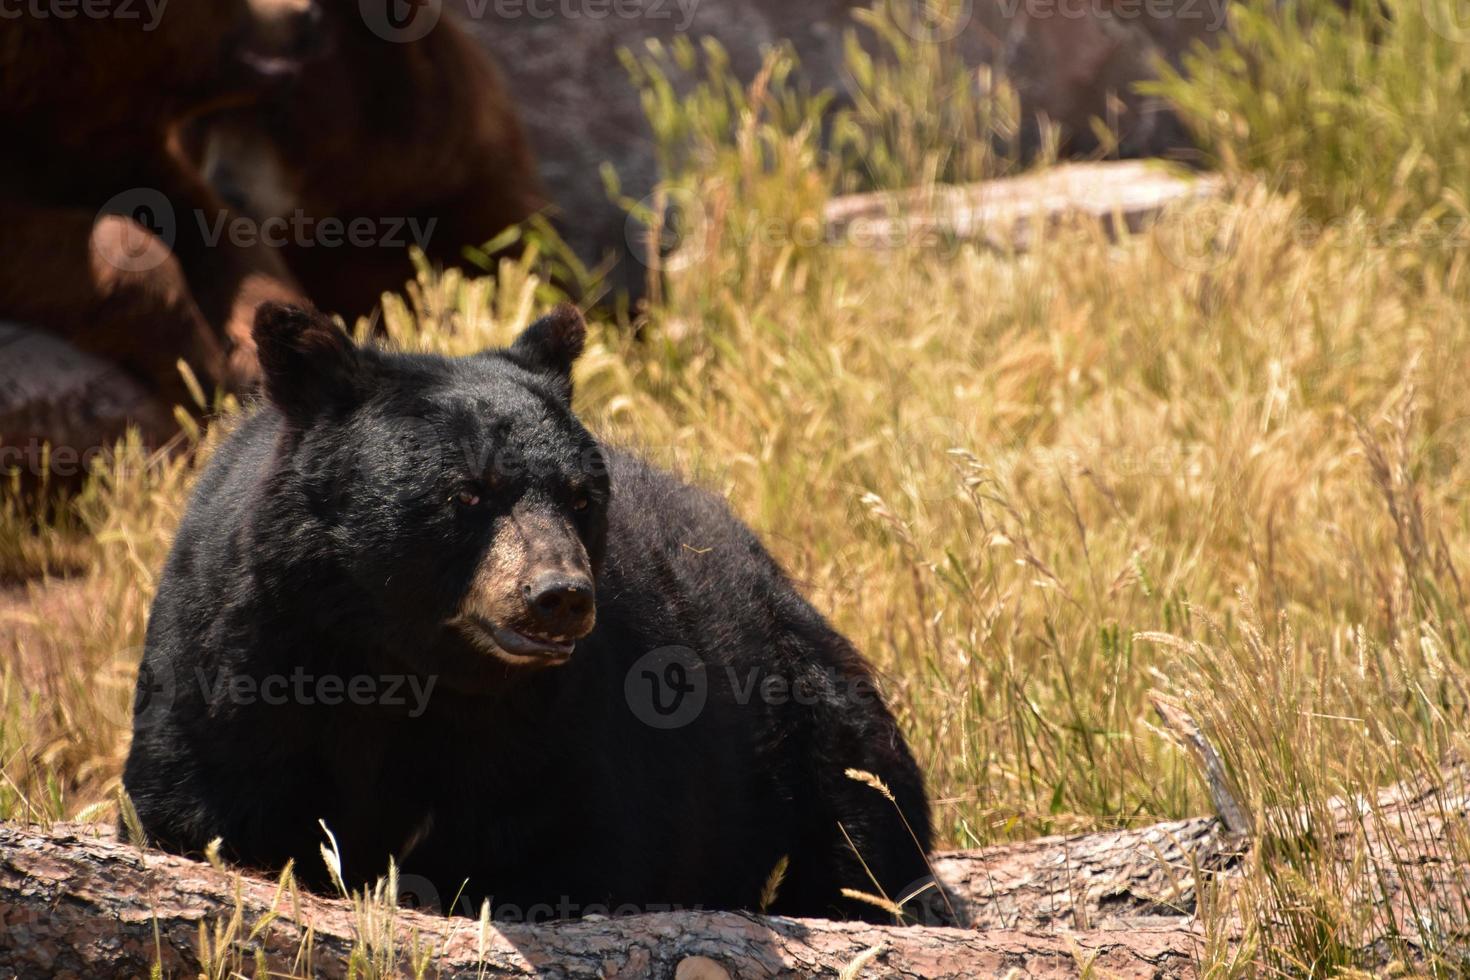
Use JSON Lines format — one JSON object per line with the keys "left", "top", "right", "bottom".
{"left": 455, "top": 615, "right": 575, "bottom": 667}
{"left": 237, "top": 49, "right": 309, "bottom": 80}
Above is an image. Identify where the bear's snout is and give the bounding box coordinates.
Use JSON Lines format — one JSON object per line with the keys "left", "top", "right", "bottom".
{"left": 522, "top": 573, "right": 596, "bottom": 642}
{"left": 236, "top": 0, "right": 329, "bottom": 79}
{"left": 454, "top": 510, "right": 597, "bottom": 666}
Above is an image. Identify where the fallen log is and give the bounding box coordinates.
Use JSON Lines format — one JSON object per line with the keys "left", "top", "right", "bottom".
{"left": 821, "top": 160, "right": 1226, "bottom": 254}
{"left": 2, "top": 759, "right": 1465, "bottom": 979}
{"left": 930, "top": 816, "right": 1239, "bottom": 931}
{"left": 0, "top": 822, "right": 1202, "bottom": 979}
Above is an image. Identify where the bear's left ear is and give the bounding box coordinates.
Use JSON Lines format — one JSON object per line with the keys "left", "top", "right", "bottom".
{"left": 253, "top": 302, "right": 364, "bottom": 422}
{"left": 503, "top": 305, "right": 586, "bottom": 400}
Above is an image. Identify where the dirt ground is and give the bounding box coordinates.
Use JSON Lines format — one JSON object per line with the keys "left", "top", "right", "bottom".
{"left": 0, "top": 578, "right": 93, "bottom": 684}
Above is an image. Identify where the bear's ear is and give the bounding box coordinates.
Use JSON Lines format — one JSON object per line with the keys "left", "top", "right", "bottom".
{"left": 503, "top": 305, "right": 586, "bottom": 400}
{"left": 253, "top": 303, "right": 363, "bottom": 420}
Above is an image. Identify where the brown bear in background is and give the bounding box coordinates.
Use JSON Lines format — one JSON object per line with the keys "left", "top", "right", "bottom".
{"left": 189, "top": 0, "right": 1212, "bottom": 318}
{"left": 0, "top": 0, "right": 321, "bottom": 414}
{"left": 194, "top": 0, "right": 854, "bottom": 315}
{"left": 195, "top": 0, "right": 546, "bottom": 326}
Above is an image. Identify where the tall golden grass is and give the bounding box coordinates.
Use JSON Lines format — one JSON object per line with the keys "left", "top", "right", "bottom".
{"left": 5, "top": 0, "right": 1470, "bottom": 969}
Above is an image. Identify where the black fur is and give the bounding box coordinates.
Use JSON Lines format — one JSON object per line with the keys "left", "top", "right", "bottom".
{"left": 123, "top": 304, "right": 932, "bottom": 922}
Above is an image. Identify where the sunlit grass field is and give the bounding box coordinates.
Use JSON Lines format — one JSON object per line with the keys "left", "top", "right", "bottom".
{"left": 7, "top": 0, "right": 1470, "bottom": 971}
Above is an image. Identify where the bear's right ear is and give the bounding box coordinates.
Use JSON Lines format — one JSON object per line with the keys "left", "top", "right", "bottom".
{"left": 253, "top": 303, "right": 363, "bottom": 420}
{"left": 502, "top": 304, "right": 586, "bottom": 400}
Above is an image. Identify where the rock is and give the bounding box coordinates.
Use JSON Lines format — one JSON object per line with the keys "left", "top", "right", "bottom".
{"left": 451, "top": 0, "right": 862, "bottom": 298}
{"left": 0, "top": 323, "right": 170, "bottom": 487}
{"left": 452, "top": 0, "right": 1225, "bottom": 291}
{"left": 998, "top": 0, "right": 1224, "bottom": 159}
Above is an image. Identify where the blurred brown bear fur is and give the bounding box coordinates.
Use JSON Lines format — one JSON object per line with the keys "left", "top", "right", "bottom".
{"left": 194, "top": 1, "right": 546, "bottom": 326}
{"left": 0, "top": 1, "right": 317, "bottom": 410}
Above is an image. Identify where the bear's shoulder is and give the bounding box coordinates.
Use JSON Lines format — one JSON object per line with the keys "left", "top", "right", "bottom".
{"left": 598, "top": 446, "right": 791, "bottom": 619}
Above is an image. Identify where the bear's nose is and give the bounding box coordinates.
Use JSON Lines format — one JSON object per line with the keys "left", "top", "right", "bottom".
{"left": 249, "top": 0, "right": 328, "bottom": 61}
{"left": 523, "top": 574, "right": 595, "bottom": 639}
{"left": 279, "top": 2, "right": 327, "bottom": 59}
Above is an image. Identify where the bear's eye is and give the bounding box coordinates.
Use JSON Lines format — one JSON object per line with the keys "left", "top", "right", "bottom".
{"left": 453, "top": 484, "right": 483, "bottom": 508}
{"left": 572, "top": 494, "right": 590, "bottom": 512}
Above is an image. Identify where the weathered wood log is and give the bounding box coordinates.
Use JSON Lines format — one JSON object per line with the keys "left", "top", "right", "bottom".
{"left": 0, "top": 822, "right": 1202, "bottom": 979}
{"left": 2, "top": 759, "right": 1465, "bottom": 979}
{"left": 930, "top": 816, "right": 1241, "bottom": 931}
{"left": 822, "top": 160, "right": 1226, "bottom": 254}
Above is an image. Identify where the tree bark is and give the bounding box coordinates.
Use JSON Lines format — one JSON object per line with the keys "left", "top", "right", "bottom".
{"left": 1, "top": 761, "right": 1463, "bottom": 980}
{"left": 0, "top": 822, "right": 1208, "bottom": 980}
{"left": 930, "top": 815, "right": 1242, "bottom": 931}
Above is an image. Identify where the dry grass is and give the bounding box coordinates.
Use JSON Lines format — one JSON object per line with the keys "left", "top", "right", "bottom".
{"left": 4, "top": 0, "right": 1470, "bottom": 971}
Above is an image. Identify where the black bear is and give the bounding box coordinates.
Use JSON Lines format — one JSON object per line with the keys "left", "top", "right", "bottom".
{"left": 122, "top": 303, "right": 932, "bottom": 921}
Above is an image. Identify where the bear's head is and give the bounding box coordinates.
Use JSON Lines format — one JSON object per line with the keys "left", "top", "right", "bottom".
{"left": 2, "top": 0, "right": 328, "bottom": 116}
{"left": 252, "top": 303, "right": 607, "bottom": 683}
